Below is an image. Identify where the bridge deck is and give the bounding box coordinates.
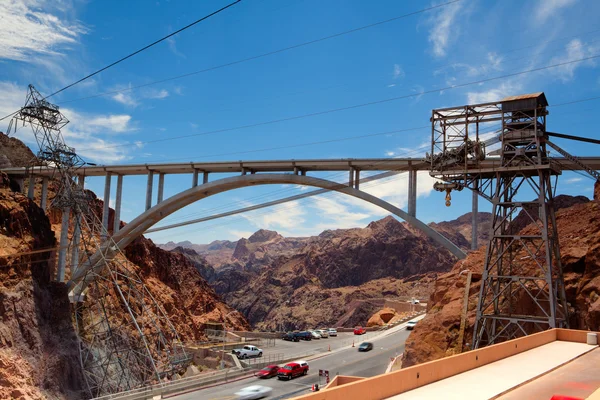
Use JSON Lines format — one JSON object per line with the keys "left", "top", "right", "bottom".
{"left": 2, "top": 157, "right": 599, "bottom": 177}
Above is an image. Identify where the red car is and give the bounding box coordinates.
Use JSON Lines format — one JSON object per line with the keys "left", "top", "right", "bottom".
{"left": 354, "top": 326, "right": 366, "bottom": 335}
{"left": 277, "top": 362, "right": 309, "bottom": 380}
{"left": 255, "top": 364, "right": 280, "bottom": 379}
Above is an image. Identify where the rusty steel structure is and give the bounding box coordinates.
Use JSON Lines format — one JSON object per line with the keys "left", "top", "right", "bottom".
{"left": 428, "top": 92, "right": 571, "bottom": 348}
{"left": 8, "top": 85, "right": 190, "bottom": 398}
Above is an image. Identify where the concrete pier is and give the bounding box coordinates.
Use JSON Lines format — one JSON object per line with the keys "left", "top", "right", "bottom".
{"left": 146, "top": 170, "right": 154, "bottom": 211}
{"left": 203, "top": 171, "right": 209, "bottom": 184}
{"left": 57, "top": 207, "right": 70, "bottom": 282}
{"left": 27, "top": 176, "right": 35, "bottom": 199}
{"left": 157, "top": 173, "right": 165, "bottom": 204}
{"left": 102, "top": 173, "right": 112, "bottom": 236}
{"left": 408, "top": 169, "right": 417, "bottom": 217}
{"left": 354, "top": 170, "right": 360, "bottom": 190}
{"left": 192, "top": 169, "right": 199, "bottom": 187}
{"left": 40, "top": 177, "right": 49, "bottom": 210}
{"left": 348, "top": 168, "right": 354, "bottom": 187}
{"left": 114, "top": 175, "right": 123, "bottom": 234}
{"left": 71, "top": 175, "right": 85, "bottom": 272}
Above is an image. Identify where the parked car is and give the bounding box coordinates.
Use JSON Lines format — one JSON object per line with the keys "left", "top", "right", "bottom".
{"left": 296, "top": 360, "right": 309, "bottom": 372}
{"left": 358, "top": 342, "right": 373, "bottom": 352}
{"left": 295, "top": 331, "right": 312, "bottom": 341}
{"left": 234, "top": 385, "right": 272, "bottom": 399}
{"left": 255, "top": 365, "right": 280, "bottom": 379}
{"left": 317, "top": 329, "right": 329, "bottom": 338}
{"left": 282, "top": 332, "right": 299, "bottom": 342}
{"left": 310, "top": 331, "right": 322, "bottom": 339}
{"left": 277, "top": 362, "right": 309, "bottom": 380}
{"left": 407, "top": 321, "right": 417, "bottom": 330}
{"left": 353, "top": 326, "right": 366, "bottom": 335}
{"left": 232, "top": 345, "right": 263, "bottom": 359}
{"left": 328, "top": 328, "right": 338, "bottom": 337}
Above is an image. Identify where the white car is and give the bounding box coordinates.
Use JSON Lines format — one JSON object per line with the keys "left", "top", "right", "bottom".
{"left": 317, "top": 329, "right": 329, "bottom": 338}
{"left": 310, "top": 331, "right": 321, "bottom": 339}
{"left": 234, "top": 385, "right": 272, "bottom": 399}
{"left": 407, "top": 321, "right": 417, "bottom": 330}
{"left": 328, "top": 328, "right": 338, "bottom": 337}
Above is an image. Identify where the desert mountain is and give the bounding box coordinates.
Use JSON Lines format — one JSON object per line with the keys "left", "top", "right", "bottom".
{"left": 171, "top": 213, "right": 492, "bottom": 331}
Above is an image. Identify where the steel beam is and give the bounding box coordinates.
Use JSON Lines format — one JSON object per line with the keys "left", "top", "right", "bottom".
{"left": 40, "top": 177, "right": 49, "bottom": 210}
{"left": 472, "top": 180, "right": 479, "bottom": 250}
{"left": 157, "top": 173, "right": 165, "bottom": 204}
{"left": 102, "top": 173, "right": 112, "bottom": 236}
{"left": 146, "top": 170, "right": 154, "bottom": 211}
{"left": 114, "top": 175, "right": 123, "bottom": 234}
{"left": 57, "top": 207, "right": 70, "bottom": 282}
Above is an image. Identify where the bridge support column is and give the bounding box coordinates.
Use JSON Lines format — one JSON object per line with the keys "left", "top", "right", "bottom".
{"left": 348, "top": 168, "right": 354, "bottom": 187}
{"left": 114, "top": 175, "right": 123, "bottom": 234}
{"left": 40, "top": 177, "right": 49, "bottom": 210}
{"left": 71, "top": 176, "right": 84, "bottom": 272}
{"left": 57, "top": 207, "right": 70, "bottom": 282}
{"left": 102, "top": 173, "right": 112, "bottom": 236}
{"left": 203, "top": 171, "right": 209, "bottom": 184}
{"left": 192, "top": 169, "right": 199, "bottom": 188}
{"left": 157, "top": 173, "right": 165, "bottom": 204}
{"left": 471, "top": 179, "right": 479, "bottom": 250}
{"left": 146, "top": 170, "right": 154, "bottom": 211}
{"left": 408, "top": 169, "right": 417, "bottom": 217}
{"left": 27, "top": 176, "right": 35, "bottom": 199}
{"left": 354, "top": 170, "right": 360, "bottom": 190}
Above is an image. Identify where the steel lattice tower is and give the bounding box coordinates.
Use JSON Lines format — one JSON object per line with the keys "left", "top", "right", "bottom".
{"left": 8, "top": 85, "right": 190, "bottom": 398}
{"left": 428, "top": 92, "right": 569, "bottom": 349}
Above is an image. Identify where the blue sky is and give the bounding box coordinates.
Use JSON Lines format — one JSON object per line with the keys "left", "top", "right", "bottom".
{"left": 1, "top": 0, "right": 599, "bottom": 244}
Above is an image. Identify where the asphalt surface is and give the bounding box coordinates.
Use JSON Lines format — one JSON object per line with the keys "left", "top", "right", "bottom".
{"left": 173, "top": 326, "right": 412, "bottom": 400}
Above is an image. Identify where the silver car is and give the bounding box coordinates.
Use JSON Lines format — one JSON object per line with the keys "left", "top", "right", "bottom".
{"left": 235, "top": 385, "right": 272, "bottom": 399}
{"left": 328, "top": 328, "right": 338, "bottom": 337}
{"left": 317, "top": 329, "right": 329, "bottom": 338}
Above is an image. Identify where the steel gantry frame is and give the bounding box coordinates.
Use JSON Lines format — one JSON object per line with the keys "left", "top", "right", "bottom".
{"left": 8, "top": 85, "right": 189, "bottom": 398}
{"left": 428, "top": 92, "right": 569, "bottom": 348}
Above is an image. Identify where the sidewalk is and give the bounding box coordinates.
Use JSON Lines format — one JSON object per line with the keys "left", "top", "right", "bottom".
{"left": 388, "top": 341, "right": 596, "bottom": 400}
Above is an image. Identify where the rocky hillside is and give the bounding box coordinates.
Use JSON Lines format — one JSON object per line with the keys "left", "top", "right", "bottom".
{"left": 0, "top": 172, "right": 85, "bottom": 400}
{"left": 402, "top": 183, "right": 600, "bottom": 368}
{"left": 0, "top": 134, "right": 250, "bottom": 398}
{"left": 429, "top": 211, "right": 492, "bottom": 249}
{"left": 206, "top": 216, "right": 456, "bottom": 330}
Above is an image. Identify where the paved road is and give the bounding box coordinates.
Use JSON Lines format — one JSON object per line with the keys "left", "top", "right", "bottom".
{"left": 175, "top": 325, "right": 413, "bottom": 400}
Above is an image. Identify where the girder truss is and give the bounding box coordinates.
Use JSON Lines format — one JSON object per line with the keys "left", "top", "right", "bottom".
{"left": 428, "top": 93, "right": 569, "bottom": 348}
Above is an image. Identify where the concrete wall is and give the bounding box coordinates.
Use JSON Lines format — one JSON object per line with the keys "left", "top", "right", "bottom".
{"left": 293, "top": 329, "right": 559, "bottom": 400}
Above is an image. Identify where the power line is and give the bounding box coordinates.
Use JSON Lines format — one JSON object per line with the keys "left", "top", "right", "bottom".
{"left": 0, "top": 0, "right": 243, "bottom": 122}
{"left": 78, "top": 53, "right": 600, "bottom": 152}
{"left": 58, "top": 0, "right": 461, "bottom": 105}
{"left": 46, "top": 0, "right": 243, "bottom": 99}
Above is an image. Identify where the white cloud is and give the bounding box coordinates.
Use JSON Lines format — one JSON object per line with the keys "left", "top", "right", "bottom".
{"left": 0, "top": 0, "right": 87, "bottom": 61}
{"left": 466, "top": 80, "right": 523, "bottom": 104}
{"left": 112, "top": 91, "right": 138, "bottom": 107}
{"left": 148, "top": 89, "right": 169, "bottom": 99}
{"left": 564, "top": 177, "right": 583, "bottom": 184}
{"left": 166, "top": 36, "right": 186, "bottom": 58}
{"left": 427, "top": 1, "right": 463, "bottom": 58}
{"left": 240, "top": 200, "right": 306, "bottom": 231}
{"left": 228, "top": 229, "right": 255, "bottom": 240}
{"left": 190, "top": 122, "right": 199, "bottom": 129}
{"left": 549, "top": 39, "right": 598, "bottom": 82}
{"left": 393, "top": 64, "right": 405, "bottom": 79}
{"left": 535, "top": 0, "right": 577, "bottom": 23}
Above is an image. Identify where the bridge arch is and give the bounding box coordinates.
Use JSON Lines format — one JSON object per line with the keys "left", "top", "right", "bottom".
{"left": 69, "top": 173, "right": 466, "bottom": 291}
